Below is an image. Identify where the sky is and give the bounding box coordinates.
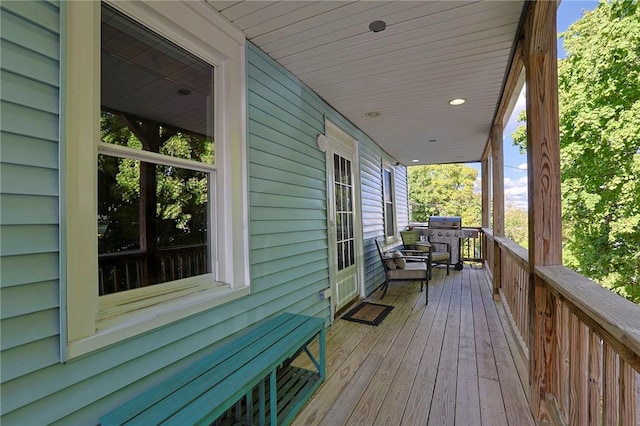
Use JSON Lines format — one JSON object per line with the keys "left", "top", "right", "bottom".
{"left": 496, "top": 0, "right": 598, "bottom": 210}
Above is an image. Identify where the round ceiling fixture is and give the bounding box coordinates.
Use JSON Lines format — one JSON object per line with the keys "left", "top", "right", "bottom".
{"left": 448, "top": 98, "right": 466, "bottom": 106}
{"left": 365, "top": 111, "right": 380, "bottom": 118}
{"left": 411, "top": 159, "right": 420, "bottom": 163}
{"left": 369, "top": 20, "right": 387, "bottom": 33}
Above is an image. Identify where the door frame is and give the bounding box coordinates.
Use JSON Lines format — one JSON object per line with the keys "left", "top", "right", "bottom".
{"left": 324, "top": 119, "right": 364, "bottom": 319}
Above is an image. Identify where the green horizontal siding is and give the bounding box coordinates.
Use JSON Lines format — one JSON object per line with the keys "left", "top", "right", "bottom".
{"left": 0, "top": 252, "right": 59, "bottom": 288}
{"left": 0, "top": 309, "right": 59, "bottom": 351}
{"left": 0, "top": 163, "right": 59, "bottom": 196}
{"left": 0, "top": 194, "right": 59, "bottom": 225}
{"left": 0, "top": 280, "right": 59, "bottom": 319}
{"left": 0, "top": 0, "right": 64, "bottom": 421}
{"left": 0, "top": 40, "right": 60, "bottom": 86}
{"left": 0, "top": 132, "right": 59, "bottom": 168}
{"left": 359, "top": 139, "right": 386, "bottom": 295}
{"left": 0, "top": 224, "right": 58, "bottom": 256}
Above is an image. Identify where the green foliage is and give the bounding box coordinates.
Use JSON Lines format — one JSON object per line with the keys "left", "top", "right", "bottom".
{"left": 510, "top": 1, "right": 640, "bottom": 303}
{"left": 98, "top": 112, "right": 212, "bottom": 253}
{"left": 505, "top": 206, "right": 528, "bottom": 249}
{"left": 559, "top": 0, "right": 640, "bottom": 303}
{"left": 511, "top": 110, "right": 528, "bottom": 155}
{"left": 408, "top": 164, "right": 481, "bottom": 226}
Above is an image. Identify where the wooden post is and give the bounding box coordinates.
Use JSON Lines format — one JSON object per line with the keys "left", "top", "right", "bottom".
{"left": 491, "top": 123, "right": 504, "bottom": 238}
{"left": 481, "top": 157, "right": 490, "bottom": 229}
{"left": 523, "top": 0, "right": 563, "bottom": 421}
{"left": 491, "top": 123, "right": 504, "bottom": 297}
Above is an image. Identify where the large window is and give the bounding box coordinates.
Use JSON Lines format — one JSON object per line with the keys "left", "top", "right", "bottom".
{"left": 63, "top": 1, "right": 248, "bottom": 359}
{"left": 99, "top": 5, "right": 214, "bottom": 295}
{"left": 383, "top": 167, "right": 396, "bottom": 238}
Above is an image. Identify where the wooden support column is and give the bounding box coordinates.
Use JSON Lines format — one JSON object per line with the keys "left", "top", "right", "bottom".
{"left": 491, "top": 123, "right": 504, "bottom": 237}
{"left": 523, "top": 0, "right": 563, "bottom": 421}
{"left": 481, "top": 158, "right": 490, "bottom": 229}
{"left": 491, "top": 123, "right": 504, "bottom": 297}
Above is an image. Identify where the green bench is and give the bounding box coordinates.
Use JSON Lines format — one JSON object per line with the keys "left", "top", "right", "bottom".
{"left": 100, "top": 313, "right": 325, "bottom": 426}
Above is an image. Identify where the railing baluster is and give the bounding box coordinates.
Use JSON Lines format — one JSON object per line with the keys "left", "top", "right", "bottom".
{"left": 588, "top": 331, "right": 602, "bottom": 426}
{"left": 603, "top": 343, "right": 619, "bottom": 425}
{"left": 620, "top": 362, "right": 637, "bottom": 426}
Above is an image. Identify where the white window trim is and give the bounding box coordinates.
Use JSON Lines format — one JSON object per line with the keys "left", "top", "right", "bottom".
{"left": 382, "top": 161, "right": 398, "bottom": 242}
{"left": 60, "top": 1, "right": 249, "bottom": 360}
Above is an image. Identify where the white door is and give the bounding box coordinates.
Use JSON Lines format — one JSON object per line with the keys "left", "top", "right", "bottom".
{"left": 326, "top": 122, "right": 362, "bottom": 314}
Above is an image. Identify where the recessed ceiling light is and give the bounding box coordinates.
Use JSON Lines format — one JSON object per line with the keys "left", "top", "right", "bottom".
{"left": 365, "top": 111, "right": 380, "bottom": 118}
{"left": 411, "top": 159, "right": 419, "bottom": 163}
{"left": 369, "top": 20, "right": 386, "bottom": 33}
{"left": 428, "top": 139, "right": 437, "bottom": 143}
{"left": 177, "top": 88, "right": 191, "bottom": 96}
{"left": 449, "top": 98, "right": 466, "bottom": 106}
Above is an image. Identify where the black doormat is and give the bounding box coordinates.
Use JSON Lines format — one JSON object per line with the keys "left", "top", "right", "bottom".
{"left": 341, "top": 302, "right": 394, "bottom": 326}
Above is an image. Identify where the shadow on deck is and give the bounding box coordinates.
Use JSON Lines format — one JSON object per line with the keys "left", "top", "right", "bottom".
{"left": 293, "top": 265, "right": 535, "bottom": 426}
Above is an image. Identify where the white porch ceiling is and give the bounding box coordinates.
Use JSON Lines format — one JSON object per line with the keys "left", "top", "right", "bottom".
{"left": 209, "top": 1, "right": 526, "bottom": 166}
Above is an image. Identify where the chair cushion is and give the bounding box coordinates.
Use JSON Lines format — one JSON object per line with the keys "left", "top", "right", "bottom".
{"left": 388, "top": 262, "right": 427, "bottom": 280}
{"left": 393, "top": 250, "right": 406, "bottom": 269}
{"left": 383, "top": 257, "right": 397, "bottom": 270}
{"left": 432, "top": 251, "right": 450, "bottom": 262}
{"left": 383, "top": 251, "right": 397, "bottom": 270}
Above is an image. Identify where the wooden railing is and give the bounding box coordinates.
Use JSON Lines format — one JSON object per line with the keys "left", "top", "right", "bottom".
{"left": 459, "top": 227, "right": 484, "bottom": 264}
{"left": 536, "top": 266, "right": 640, "bottom": 425}
{"left": 98, "top": 244, "right": 208, "bottom": 295}
{"left": 487, "top": 234, "right": 640, "bottom": 425}
{"left": 483, "top": 228, "right": 495, "bottom": 280}
{"left": 497, "top": 237, "right": 530, "bottom": 356}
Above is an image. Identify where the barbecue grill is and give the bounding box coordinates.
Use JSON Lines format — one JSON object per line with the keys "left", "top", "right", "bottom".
{"left": 427, "top": 217, "right": 463, "bottom": 269}
{"left": 412, "top": 217, "right": 480, "bottom": 270}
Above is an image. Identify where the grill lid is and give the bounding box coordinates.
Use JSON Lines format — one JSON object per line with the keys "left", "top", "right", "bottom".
{"left": 428, "top": 216, "right": 462, "bottom": 229}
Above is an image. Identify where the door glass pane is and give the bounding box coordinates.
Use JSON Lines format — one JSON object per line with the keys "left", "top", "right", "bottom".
{"left": 334, "top": 154, "right": 355, "bottom": 271}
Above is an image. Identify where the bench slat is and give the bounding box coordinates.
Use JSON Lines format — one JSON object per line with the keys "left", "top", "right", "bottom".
{"left": 162, "top": 317, "right": 323, "bottom": 425}
{"left": 101, "top": 313, "right": 297, "bottom": 426}
{"left": 127, "top": 315, "right": 320, "bottom": 425}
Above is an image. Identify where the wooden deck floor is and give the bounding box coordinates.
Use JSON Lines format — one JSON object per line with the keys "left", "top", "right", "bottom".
{"left": 293, "top": 265, "right": 535, "bottom": 426}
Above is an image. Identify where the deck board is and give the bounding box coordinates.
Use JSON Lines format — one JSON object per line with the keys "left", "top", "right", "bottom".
{"left": 293, "top": 266, "right": 535, "bottom": 426}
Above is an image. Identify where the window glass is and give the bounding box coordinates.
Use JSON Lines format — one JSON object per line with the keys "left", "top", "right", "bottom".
{"left": 384, "top": 168, "right": 396, "bottom": 237}
{"left": 101, "top": 5, "right": 214, "bottom": 162}
{"left": 98, "top": 4, "right": 214, "bottom": 295}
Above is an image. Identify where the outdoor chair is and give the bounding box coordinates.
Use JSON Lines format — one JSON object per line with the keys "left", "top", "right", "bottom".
{"left": 400, "top": 230, "right": 430, "bottom": 254}
{"left": 401, "top": 230, "right": 450, "bottom": 278}
{"left": 375, "top": 239, "right": 429, "bottom": 305}
{"left": 428, "top": 240, "right": 451, "bottom": 277}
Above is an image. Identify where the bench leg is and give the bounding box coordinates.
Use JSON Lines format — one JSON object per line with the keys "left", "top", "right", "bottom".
{"left": 269, "top": 369, "right": 278, "bottom": 425}
{"left": 246, "top": 392, "right": 253, "bottom": 425}
{"left": 320, "top": 327, "right": 326, "bottom": 380}
{"left": 259, "top": 379, "right": 266, "bottom": 426}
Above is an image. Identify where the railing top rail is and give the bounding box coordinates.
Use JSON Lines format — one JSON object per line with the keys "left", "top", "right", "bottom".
{"left": 536, "top": 264, "right": 640, "bottom": 370}
{"left": 495, "top": 236, "right": 529, "bottom": 268}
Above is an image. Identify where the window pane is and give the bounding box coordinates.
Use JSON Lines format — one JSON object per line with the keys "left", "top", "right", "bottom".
{"left": 385, "top": 202, "right": 395, "bottom": 237}
{"left": 98, "top": 154, "right": 209, "bottom": 295}
{"left": 348, "top": 239, "right": 355, "bottom": 267}
{"left": 384, "top": 169, "right": 392, "bottom": 202}
{"left": 101, "top": 5, "right": 214, "bottom": 163}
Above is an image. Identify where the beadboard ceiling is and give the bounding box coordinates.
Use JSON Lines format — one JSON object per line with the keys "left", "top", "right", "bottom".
{"left": 209, "top": 0, "right": 526, "bottom": 166}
